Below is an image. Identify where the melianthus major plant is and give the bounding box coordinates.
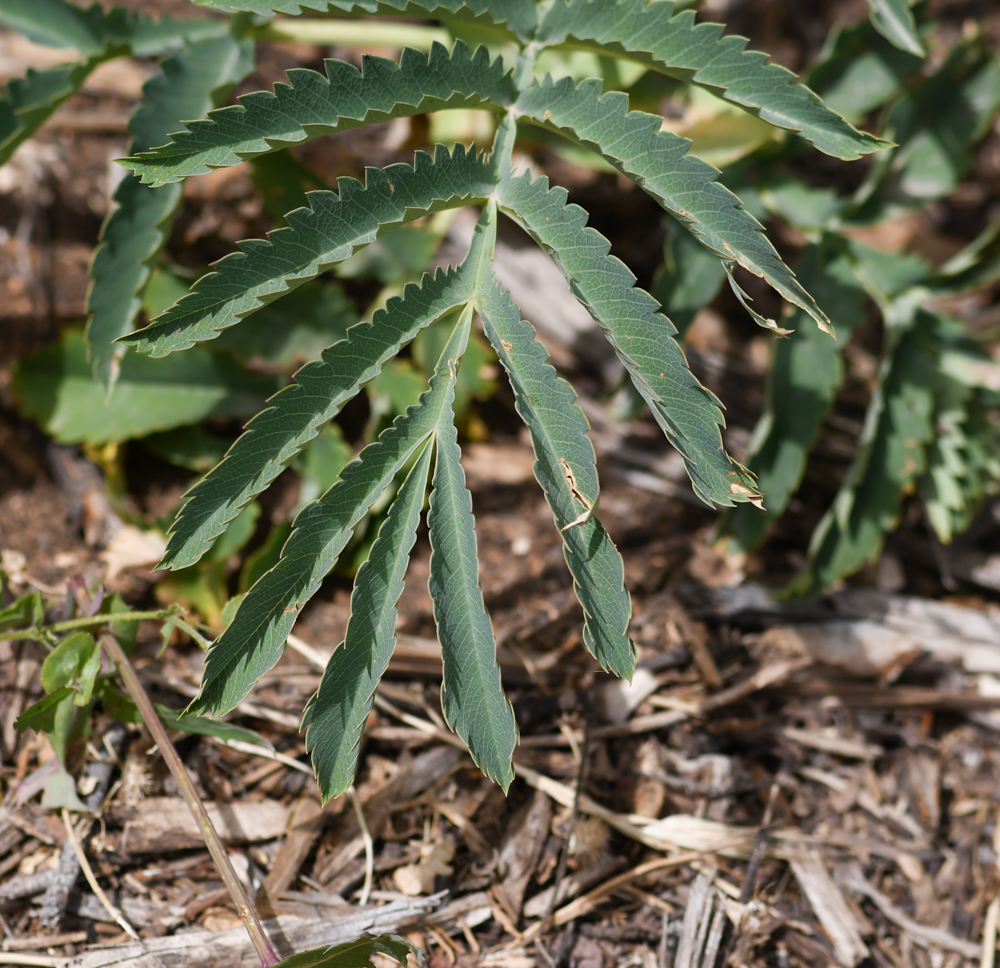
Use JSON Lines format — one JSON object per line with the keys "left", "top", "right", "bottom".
{"left": 5, "top": 0, "right": 912, "bottom": 794}
{"left": 112, "top": 0, "right": 894, "bottom": 794}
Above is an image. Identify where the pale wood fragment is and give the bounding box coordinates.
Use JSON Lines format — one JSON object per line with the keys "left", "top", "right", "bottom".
{"left": 109, "top": 798, "right": 290, "bottom": 853}
{"left": 788, "top": 851, "right": 868, "bottom": 967}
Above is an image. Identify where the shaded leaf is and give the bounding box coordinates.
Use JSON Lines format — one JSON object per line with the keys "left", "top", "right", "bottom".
{"left": 271, "top": 934, "right": 414, "bottom": 968}
{"left": 725, "top": 240, "right": 868, "bottom": 550}
{"left": 195, "top": 0, "right": 538, "bottom": 43}
{"left": 794, "top": 311, "right": 940, "bottom": 592}
{"left": 865, "top": 0, "right": 924, "bottom": 57}
{"left": 12, "top": 332, "right": 280, "bottom": 446}
{"left": 87, "top": 33, "right": 255, "bottom": 387}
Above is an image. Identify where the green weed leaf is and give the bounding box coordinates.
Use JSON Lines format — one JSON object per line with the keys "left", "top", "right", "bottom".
{"left": 41, "top": 632, "right": 100, "bottom": 706}
{"left": 16, "top": 688, "right": 76, "bottom": 734}
{"left": 865, "top": 0, "right": 925, "bottom": 57}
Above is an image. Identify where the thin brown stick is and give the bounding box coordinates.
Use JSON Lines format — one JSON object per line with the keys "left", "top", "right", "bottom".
{"left": 101, "top": 635, "right": 279, "bottom": 968}
{"left": 60, "top": 808, "right": 138, "bottom": 941}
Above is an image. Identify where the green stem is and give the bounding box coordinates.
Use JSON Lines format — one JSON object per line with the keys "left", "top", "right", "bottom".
{"left": 51, "top": 609, "right": 174, "bottom": 634}
{"left": 258, "top": 17, "right": 451, "bottom": 51}
{"left": 100, "top": 634, "right": 279, "bottom": 968}
{"left": 9, "top": 609, "right": 177, "bottom": 643}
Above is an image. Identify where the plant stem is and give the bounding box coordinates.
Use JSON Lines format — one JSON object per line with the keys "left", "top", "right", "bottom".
{"left": 50, "top": 610, "right": 174, "bottom": 634}
{"left": 259, "top": 17, "right": 451, "bottom": 51}
{"left": 100, "top": 634, "right": 280, "bottom": 968}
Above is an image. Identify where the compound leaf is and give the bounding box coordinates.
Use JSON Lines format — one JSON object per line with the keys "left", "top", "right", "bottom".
{"left": 87, "top": 34, "right": 255, "bottom": 388}
{"left": 123, "top": 144, "right": 496, "bottom": 357}
{"left": 121, "top": 42, "right": 515, "bottom": 186}
{"left": 500, "top": 169, "right": 760, "bottom": 509}
{"left": 303, "top": 441, "right": 432, "bottom": 801}
{"left": 188, "top": 310, "right": 471, "bottom": 717}
{"left": 537, "top": 0, "right": 886, "bottom": 160}
{"left": 477, "top": 273, "right": 633, "bottom": 679}
{"left": 515, "top": 74, "right": 831, "bottom": 333}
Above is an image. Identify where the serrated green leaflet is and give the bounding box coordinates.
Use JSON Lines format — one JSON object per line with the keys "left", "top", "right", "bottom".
{"left": 865, "top": 0, "right": 924, "bottom": 57}
{"left": 477, "top": 273, "right": 633, "bottom": 679}
{"left": 160, "top": 265, "right": 474, "bottom": 570}
{"left": 87, "top": 35, "right": 255, "bottom": 389}
{"left": 428, "top": 309, "right": 517, "bottom": 790}
{"left": 196, "top": 0, "right": 537, "bottom": 43}
{"left": 514, "top": 75, "right": 831, "bottom": 334}
{"left": 499, "top": 169, "right": 760, "bottom": 509}
{"left": 725, "top": 241, "right": 868, "bottom": 551}
{"left": 537, "top": 0, "right": 885, "bottom": 161}
{"left": 795, "top": 312, "right": 939, "bottom": 593}
{"left": 121, "top": 42, "right": 515, "bottom": 186}
{"left": 303, "top": 441, "right": 432, "bottom": 801}
{"left": 188, "top": 309, "right": 470, "bottom": 716}
{"left": 123, "top": 144, "right": 496, "bottom": 357}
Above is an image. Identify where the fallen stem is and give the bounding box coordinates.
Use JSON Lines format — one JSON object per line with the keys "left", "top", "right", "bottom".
{"left": 100, "top": 634, "right": 279, "bottom": 968}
